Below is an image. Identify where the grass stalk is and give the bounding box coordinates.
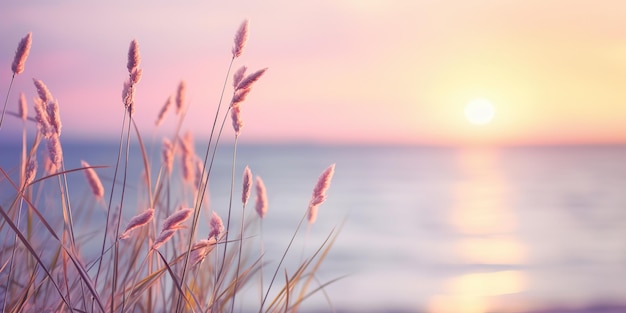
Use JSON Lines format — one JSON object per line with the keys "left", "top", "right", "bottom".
{"left": 95, "top": 110, "right": 127, "bottom": 285}
{"left": 0, "top": 24, "right": 342, "bottom": 312}
{"left": 114, "top": 113, "right": 133, "bottom": 312}
{"left": 177, "top": 56, "right": 235, "bottom": 313}
{"left": 229, "top": 136, "right": 243, "bottom": 312}
{"left": 0, "top": 73, "right": 16, "bottom": 128}
{"left": 259, "top": 209, "right": 309, "bottom": 313}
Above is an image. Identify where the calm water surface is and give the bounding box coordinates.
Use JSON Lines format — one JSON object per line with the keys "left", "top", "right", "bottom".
{"left": 1, "top": 142, "right": 626, "bottom": 312}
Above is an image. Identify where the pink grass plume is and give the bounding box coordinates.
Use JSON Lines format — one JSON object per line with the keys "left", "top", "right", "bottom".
{"left": 231, "top": 88, "right": 252, "bottom": 107}
{"left": 180, "top": 131, "right": 195, "bottom": 155}
{"left": 46, "top": 134, "right": 63, "bottom": 170}
{"left": 152, "top": 207, "right": 193, "bottom": 249}
{"left": 46, "top": 99, "right": 62, "bottom": 136}
{"left": 18, "top": 93, "right": 27, "bottom": 121}
{"left": 231, "top": 105, "right": 243, "bottom": 136}
{"left": 189, "top": 238, "right": 216, "bottom": 266}
{"left": 162, "top": 138, "right": 174, "bottom": 175}
{"left": 232, "top": 19, "right": 249, "bottom": 58}
{"left": 33, "top": 79, "right": 53, "bottom": 105}
{"left": 123, "top": 40, "right": 141, "bottom": 115}
{"left": 233, "top": 66, "right": 247, "bottom": 88}
{"left": 308, "top": 164, "right": 336, "bottom": 224}
{"left": 179, "top": 131, "right": 196, "bottom": 184}
{"left": 162, "top": 207, "right": 193, "bottom": 231}
{"left": 127, "top": 39, "right": 141, "bottom": 73}
{"left": 194, "top": 158, "right": 204, "bottom": 191}
{"left": 119, "top": 208, "right": 155, "bottom": 240}
{"left": 12, "top": 32, "right": 32, "bottom": 75}
{"left": 43, "top": 153, "right": 57, "bottom": 174}
{"left": 175, "top": 81, "right": 186, "bottom": 114}
{"left": 122, "top": 79, "right": 135, "bottom": 115}
{"left": 155, "top": 96, "right": 172, "bottom": 126}
{"left": 24, "top": 159, "right": 37, "bottom": 186}
{"left": 81, "top": 160, "right": 104, "bottom": 200}
{"left": 312, "top": 164, "right": 335, "bottom": 203}
{"left": 236, "top": 68, "right": 268, "bottom": 91}
{"left": 1, "top": 32, "right": 31, "bottom": 128}
{"left": 255, "top": 176, "right": 268, "bottom": 219}
{"left": 208, "top": 211, "right": 224, "bottom": 240}
{"left": 33, "top": 97, "right": 52, "bottom": 137}
{"left": 152, "top": 229, "right": 176, "bottom": 250}
{"left": 130, "top": 68, "right": 142, "bottom": 84}
{"left": 242, "top": 166, "right": 252, "bottom": 206}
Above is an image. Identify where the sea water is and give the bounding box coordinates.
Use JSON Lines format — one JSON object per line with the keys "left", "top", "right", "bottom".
{"left": 1, "top": 142, "right": 625, "bottom": 312}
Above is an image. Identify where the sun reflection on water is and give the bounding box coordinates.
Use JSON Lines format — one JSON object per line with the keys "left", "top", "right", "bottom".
{"left": 429, "top": 271, "right": 528, "bottom": 313}
{"left": 429, "top": 148, "right": 529, "bottom": 313}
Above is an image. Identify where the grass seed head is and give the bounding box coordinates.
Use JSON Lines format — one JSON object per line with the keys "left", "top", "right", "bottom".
{"left": 127, "top": 39, "right": 141, "bottom": 73}
{"left": 12, "top": 32, "right": 32, "bottom": 75}
{"left": 81, "top": 160, "right": 104, "bottom": 199}
{"left": 176, "top": 80, "right": 186, "bottom": 114}
{"left": 120, "top": 208, "right": 155, "bottom": 240}
{"left": 233, "top": 65, "right": 247, "bottom": 89}
{"left": 232, "top": 19, "right": 248, "bottom": 58}
{"left": 255, "top": 176, "right": 268, "bottom": 219}
{"left": 18, "top": 92, "right": 27, "bottom": 121}
{"left": 24, "top": 159, "right": 37, "bottom": 186}
{"left": 162, "top": 207, "right": 193, "bottom": 231}
{"left": 242, "top": 166, "right": 253, "bottom": 206}
{"left": 208, "top": 211, "right": 224, "bottom": 240}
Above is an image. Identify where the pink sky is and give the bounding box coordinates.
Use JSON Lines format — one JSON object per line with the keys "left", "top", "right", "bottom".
{"left": 2, "top": 1, "right": 626, "bottom": 145}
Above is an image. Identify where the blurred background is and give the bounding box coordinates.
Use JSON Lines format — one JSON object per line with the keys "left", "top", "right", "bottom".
{"left": 2, "top": 1, "right": 626, "bottom": 312}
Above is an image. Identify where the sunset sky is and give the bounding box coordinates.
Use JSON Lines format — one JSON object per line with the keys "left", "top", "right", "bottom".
{"left": 1, "top": 0, "right": 626, "bottom": 145}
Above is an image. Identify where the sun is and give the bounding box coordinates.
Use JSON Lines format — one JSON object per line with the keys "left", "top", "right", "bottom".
{"left": 464, "top": 98, "right": 495, "bottom": 125}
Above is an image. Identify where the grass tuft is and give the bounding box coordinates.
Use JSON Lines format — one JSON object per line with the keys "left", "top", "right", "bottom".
{"left": 0, "top": 20, "right": 342, "bottom": 313}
